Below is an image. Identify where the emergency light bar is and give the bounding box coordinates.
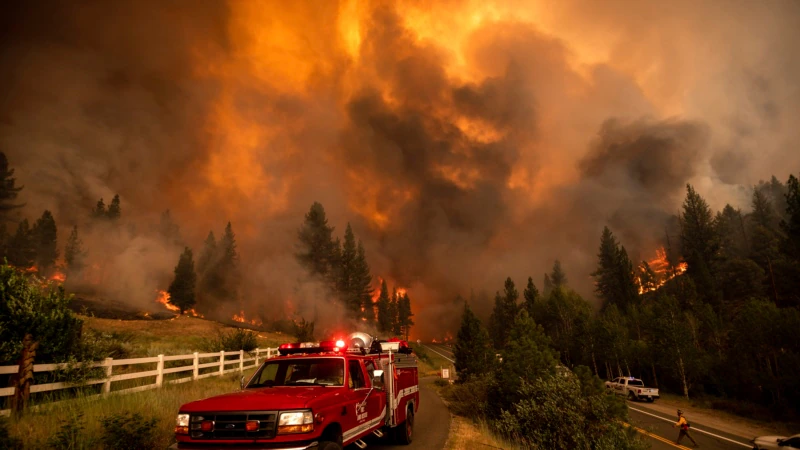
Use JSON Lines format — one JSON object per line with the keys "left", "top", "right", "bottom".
{"left": 278, "top": 340, "right": 347, "bottom": 355}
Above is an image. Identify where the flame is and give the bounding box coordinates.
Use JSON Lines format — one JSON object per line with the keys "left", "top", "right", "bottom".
{"left": 155, "top": 290, "right": 180, "bottom": 312}
{"left": 231, "top": 310, "right": 262, "bottom": 326}
{"left": 637, "top": 247, "right": 688, "bottom": 294}
{"left": 49, "top": 270, "right": 66, "bottom": 283}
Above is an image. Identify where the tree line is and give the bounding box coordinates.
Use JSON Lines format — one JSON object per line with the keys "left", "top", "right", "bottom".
{"left": 455, "top": 173, "right": 800, "bottom": 422}
{"left": 294, "top": 201, "right": 414, "bottom": 337}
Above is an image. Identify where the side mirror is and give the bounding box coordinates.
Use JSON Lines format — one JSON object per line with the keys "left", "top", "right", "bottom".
{"left": 372, "top": 370, "right": 384, "bottom": 389}
{"left": 240, "top": 375, "right": 246, "bottom": 390}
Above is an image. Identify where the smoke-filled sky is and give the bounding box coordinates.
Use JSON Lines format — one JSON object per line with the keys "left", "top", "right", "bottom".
{"left": 2, "top": 0, "right": 799, "bottom": 339}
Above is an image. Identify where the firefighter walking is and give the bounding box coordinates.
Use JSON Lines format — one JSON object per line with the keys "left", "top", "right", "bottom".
{"left": 673, "top": 409, "right": 698, "bottom": 447}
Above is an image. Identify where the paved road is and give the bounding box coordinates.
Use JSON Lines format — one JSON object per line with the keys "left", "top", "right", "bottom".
{"left": 422, "top": 344, "right": 454, "bottom": 363}
{"left": 350, "top": 376, "right": 450, "bottom": 450}
{"left": 627, "top": 401, "right": 753, "bottom": 450}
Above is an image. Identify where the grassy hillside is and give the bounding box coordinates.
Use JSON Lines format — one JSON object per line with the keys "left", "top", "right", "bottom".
{"left": 80, "top": 315, "right": 289, "bottom": 357}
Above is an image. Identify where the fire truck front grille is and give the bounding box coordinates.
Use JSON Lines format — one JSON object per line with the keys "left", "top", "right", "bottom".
{"left": 189, "top": 412, "right": 277, "bottom": 439}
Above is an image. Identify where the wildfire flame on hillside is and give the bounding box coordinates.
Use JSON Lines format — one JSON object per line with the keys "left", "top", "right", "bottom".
{"left": 22, "top": 265, "right": 67, "bottom": 284}
{"left": 637, "top": 247, "right": 688, "bottom": 294}
{"left": 232, "top": 310, "right": 262, "bottom": 326}
{"left": 155, "top": 289, "right": 203, "bottom": 317}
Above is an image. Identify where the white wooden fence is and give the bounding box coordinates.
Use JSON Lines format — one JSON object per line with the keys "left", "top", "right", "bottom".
{"left": 0, "top": 347, "right": 278, "bottom": 417}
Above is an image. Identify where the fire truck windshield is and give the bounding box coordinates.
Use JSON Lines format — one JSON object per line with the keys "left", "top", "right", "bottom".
{"left": 247, "top": 358, "right": 345, "bottom": 388}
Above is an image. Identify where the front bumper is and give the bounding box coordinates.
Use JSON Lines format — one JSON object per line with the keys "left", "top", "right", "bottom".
{"left": 169, "top": 440, "right": 319, "bottom": 450}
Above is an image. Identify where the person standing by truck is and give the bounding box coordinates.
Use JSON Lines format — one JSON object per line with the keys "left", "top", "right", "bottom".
{"left": 673, "top": 409, "right": 698, "bottom": 447}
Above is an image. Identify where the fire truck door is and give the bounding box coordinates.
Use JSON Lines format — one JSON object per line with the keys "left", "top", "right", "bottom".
{"left": 347, "top": 360, "right": 372, "bottom": 427}
{"left": 364, "top": 360, "right": 386, "bottom": 422}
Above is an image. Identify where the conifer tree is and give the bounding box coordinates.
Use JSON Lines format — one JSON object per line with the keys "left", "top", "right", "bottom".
{"left": 389, "top": 288, "right": 400, "bottom": 335}
{"left": 489, "top": 277, "right": 519, "bottom": 349}
{"left": 679, "top": 184, "right": 719, "bottom": 275}
{"left": 376, "top": 280, "right": 392, "bottom": 333}
{"left": 168, "top": 247, "right": 197, "bottom": 314}
{"left": 107, "top": 194, "right": 121, "bottom": 220}
{"left": 780, "top": 174, "right": 800, "bottom": 259}
{"left": 197, "top": 231, "right": 217, "bottom": 276}
{"left": 64, "top": 225, "right": 86, "bottom": 274}
{"left": 296, "top": 202, "right": 336, "bottom": 279}
{"left": 522, "top": 276, "right": 539, "bottom": 318}
{"left": 550, "top": 260, "right": 567, "bottom": 288}
{"left": 351, "top": 241, "right": 373, "bottom": 322}
{"left": 7, "top": 219, "right": 34, "bottom": 267}
{"left": 92, "top": 198, "right": 107, "bottom": 219}
{"left": 31, "top": 210, "right": 58, "bottom": 273}
{"left": 749, "top": 187, "right": 781, "bottom": 270}
{"left": 543, "top": 273, "right": 553, "bottom": 296}
{"left": 337, "top": 224, "right": 357, "bottom": 300}
{"left": 398, "top": 292, "right": 414, "bottom": 340}
{"left": 454, "top": 299, "right": 494, "bottom": 382}
{"left": 216, "top": 222, "right": 240, "bottom": 302}
{"left": 0, "top": 152, "right": 24, "bottom": 216}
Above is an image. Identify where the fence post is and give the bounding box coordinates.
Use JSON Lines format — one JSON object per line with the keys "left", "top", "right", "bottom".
{"left": 255, "top": 348, "right": 260, "bottom": 366}
{"left": 156, "top": 354, "right": 164, "bottom": 387}
{"left": 239, "top": 350, "right": 244, "bottom": 372}
{"left": 219, "top": 350, "right": 225, "bottom": 376}
{"left": 193, "top": 352, "right": 199, "bottom": 380}
{"left": 103, "top": 357, "right": 113, "bottom": 394}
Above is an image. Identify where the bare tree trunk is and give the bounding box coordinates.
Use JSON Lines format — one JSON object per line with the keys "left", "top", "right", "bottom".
{"left": 624, "top": 359, "right": 632, "bottom": 378}
{"left": 676, "top": 345, "right": 689, "bottom": 399}
{"left": 591, "top": 351, "right": 599, "bottom": 377}
{"left": 651, "top": 362, "right": 659, "bottom": 388}
{"left": 10, "top": 334, "right": 39, "bottom": 415}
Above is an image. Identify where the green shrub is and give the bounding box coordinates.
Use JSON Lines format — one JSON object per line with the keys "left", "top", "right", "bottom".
{"left": 0, "top": 417, "right": 22, "bottom": 450}
{"left": 433, "top": 378, "right": 450, "bottom": 388}
{"left": 202, "top": 328, "right": 258, "bottom": 352}
{"left": 292, "top": 318, "right": 315, "bottom": 342}
{"left": 441, "top": 374, "right": 494, "bottom": 419}
{"left": 47, "top": 412, "right": 96, "bottom": 450}
{"left": 100, "top": 411, "right": 159, "bottom": 450}
{"left": 412, "top": 346, "right": 432, "bottom": 365}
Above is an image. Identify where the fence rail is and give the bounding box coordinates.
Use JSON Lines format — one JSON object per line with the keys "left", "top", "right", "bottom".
{"left": 0, "top": 347, "right": 278, "bottom": 417}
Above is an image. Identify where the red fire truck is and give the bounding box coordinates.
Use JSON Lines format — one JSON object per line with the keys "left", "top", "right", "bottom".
{"left": 171, "top": 332, "right": 419, "bottom": 450}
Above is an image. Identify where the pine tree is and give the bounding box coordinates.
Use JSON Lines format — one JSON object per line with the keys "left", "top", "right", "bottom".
{"left": 351, "top": 241, "right": 373, "bottom": 322}
{"left": 337, "top": 224, "right": 357, "bottom": 301}
{"left": 679, "top": 184, "right": 719, "bottom": 304}
{"left": 168, "top": 247, "right": 197, "bottom": 314}
{"left": 551, "top": 260, "right": 567, "bottom": 288}
{"left": 7, "top": 219, "right": 34, "bottom": 267}
{"left": 780, "top": 174, "right": 800, "bottom": 259}
{"left": 716, "top": 204, "right": 748, "bottom": 260}
{"left": 489, "top": 277, "right": 519, "bottom": 349}
{"left": 107, "top": 194, "right": 121, "bottom": 220}
{"left": 0, "top": 152, "right": 24, "bottom": 216}
{"left": 543, "top": 273, "right": 553, "bottom": 296}
{"left": 376, "top": 280, "right": 392, "bottom": 333}
{"left": 389, "top": 288, "right": 400, "bottom": 335}
{"left": 454, "top": 298, "right": 494, "bottom": 382}
{"left": 296, "top": 202, "right": 336, "bottom": 279}
{"left": 64, "top": 225, "right": 86, "bottom": 274}
{"left": 93, "top": 198, "right": 107, "bottom": 219}
{"left": 593, "top": 227, "right": 621, "bottom": 306}
{"left": 197, "top": 231, "right": 217, "bottom": 276}
{"left": 494, "top": 309, "right": 557, "bottom": 410}
{"left": 215, "top": 222, "right": 240, "bottom": 302}
{"left": 749, "top": 187, "right": 781, "bottom": 270}
{"left": 398, "top": 292, "right": 414, "bottom": 340}
{"left": 523, "top": 277, "right": 539, "bottom": 317}
{"left": 31, "top": 210, "right": 58, "bottom": 273}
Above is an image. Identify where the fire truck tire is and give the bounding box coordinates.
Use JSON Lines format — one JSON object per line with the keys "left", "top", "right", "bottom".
{"left": 394, "top": 406, "right": 414, "bottom": 445}
{"left": 317, "top": 441, "right": 342, "bottom": 450}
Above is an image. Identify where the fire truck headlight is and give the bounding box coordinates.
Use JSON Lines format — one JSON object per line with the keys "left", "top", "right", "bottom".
{"left": 277, "top": 410, "right": 314, "bottom": 434}
{"left": 175, "top": 414, "right": 190, "bottom": 435}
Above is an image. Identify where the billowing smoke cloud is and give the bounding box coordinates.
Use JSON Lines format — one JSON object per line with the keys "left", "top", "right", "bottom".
{"left": 1, "top": 0, "right": 798, "bottom": 339}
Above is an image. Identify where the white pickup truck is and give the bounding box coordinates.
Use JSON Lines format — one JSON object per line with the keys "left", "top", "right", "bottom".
{"left": 605, "top": 377, "right": 659, "bottom": 402}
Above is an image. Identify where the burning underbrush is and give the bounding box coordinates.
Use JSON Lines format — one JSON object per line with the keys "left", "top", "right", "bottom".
{"left": 637, "top": 247, "right": 688, "bottom": 294}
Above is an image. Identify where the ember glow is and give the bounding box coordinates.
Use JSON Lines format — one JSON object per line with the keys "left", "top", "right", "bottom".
{"left": 232, "top": 310, "right": 262, "bottom": 326}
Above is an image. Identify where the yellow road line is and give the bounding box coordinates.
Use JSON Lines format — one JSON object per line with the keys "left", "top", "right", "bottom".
{"left": 623, "top": 422, "right": 692, "bottom": 450}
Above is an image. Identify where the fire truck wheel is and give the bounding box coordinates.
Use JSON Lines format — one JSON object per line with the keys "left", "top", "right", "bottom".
{"left": 395, "top": 406, "right": 414, "bottom": 445}
{"left": 317, "top": 441, "right": 342, "bottom": 450}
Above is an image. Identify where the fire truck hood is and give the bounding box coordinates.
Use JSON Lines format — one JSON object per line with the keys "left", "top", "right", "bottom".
{"left": 180, "top": 386, "right": 348, "bottom": 412}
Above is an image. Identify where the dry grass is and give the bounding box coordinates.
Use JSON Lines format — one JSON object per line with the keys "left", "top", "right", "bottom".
{"left": 445, "top": 416, "right": 519, "bottom": 450}
{"left": 8, "top": 369, "right": 256, "bottom": 449}
{"left": 81, "top": 314, "right": 288, "bottom": 356}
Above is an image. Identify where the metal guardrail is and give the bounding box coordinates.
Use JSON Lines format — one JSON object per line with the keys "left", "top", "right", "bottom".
{"left": 0, "top": 347, "right": 278, "bottom": 416}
